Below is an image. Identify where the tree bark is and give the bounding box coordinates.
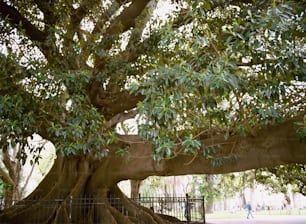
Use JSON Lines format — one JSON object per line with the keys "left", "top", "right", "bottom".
{"left": 130, "top": 180, "right": 142, "bottom": 199}
{"left": 0, "top": 155, "right": 169, "bottom": 223}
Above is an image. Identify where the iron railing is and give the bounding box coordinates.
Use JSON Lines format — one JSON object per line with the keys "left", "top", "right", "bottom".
{"left": 136, "top": 194, "right": 205, "bottom": 223}
{"left": 0, "top": 194, "right": 205, "bottom": 223}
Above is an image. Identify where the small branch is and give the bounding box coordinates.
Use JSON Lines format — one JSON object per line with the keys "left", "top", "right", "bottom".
{"left": 184, "top": 152, "right": 198, "bottom": 166}
{"left": 233, "top": 90, "right": 257, "bottom": 137}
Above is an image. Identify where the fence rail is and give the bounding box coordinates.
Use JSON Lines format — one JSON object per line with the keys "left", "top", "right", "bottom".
{"left": 0, "top": 194, "right": 206, "bottom": 223}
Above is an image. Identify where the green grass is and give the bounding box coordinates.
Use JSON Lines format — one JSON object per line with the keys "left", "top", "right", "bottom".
{"left": 206, "top": 209, "right": 306, "bottom": 219}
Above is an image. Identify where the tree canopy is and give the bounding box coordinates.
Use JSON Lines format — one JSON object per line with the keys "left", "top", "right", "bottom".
{"left": 0, "top": 0, "right": 306, "bottom": 222}
{"left": 1, "top": 0, "right": 305, "bottom": 164}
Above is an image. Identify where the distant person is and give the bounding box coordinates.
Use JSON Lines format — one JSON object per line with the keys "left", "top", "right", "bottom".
{"left": 246, "top": 202, "right": 254, "bottom": 219}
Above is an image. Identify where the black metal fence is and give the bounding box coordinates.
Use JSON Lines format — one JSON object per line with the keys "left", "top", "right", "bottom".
{"left": 136, "top": 194, "right": 205, "bottom": 223}
{"left": 0, "top": 194, "right": 205, "bottom": 223}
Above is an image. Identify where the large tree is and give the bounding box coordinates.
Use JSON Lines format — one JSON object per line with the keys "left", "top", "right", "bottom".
{"left": 0, "top": 0, "right": 305, "bottom": 222}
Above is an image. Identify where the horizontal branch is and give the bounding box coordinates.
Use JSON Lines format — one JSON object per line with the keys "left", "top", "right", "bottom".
{"left": 168, "top": 113, "right": 306, "bottom": 175}
{"left": 107, "top": 109, "right": 138, "bottom": 128}
{"left": 109, "top": 113, "right": 306, "bottom": 181}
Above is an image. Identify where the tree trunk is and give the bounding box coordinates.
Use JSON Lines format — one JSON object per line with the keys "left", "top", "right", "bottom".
{"left": 0, "top": 155, "right": 170, "bottom": 223}
{"left": 204, "top": 175, "right": 215, "bottom": 213}
{"left": 130, "top": 180, "right": 142, "bottom": 199}
{"left": 1, "top": 148, "right": 23, "bottom": 208}
{"left": 0, "top": 113, "right": 305, "bottom": 223}
{"left": 238, "top": 190, "right": 244, "bottom": 209}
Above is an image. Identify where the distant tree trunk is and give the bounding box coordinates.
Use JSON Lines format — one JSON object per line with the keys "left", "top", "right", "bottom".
{"left": 130, "top": 180, "right": 142, "bottom": 198}
{"left": 206, "top": 202, "right": 214, "bottom": 214}
{"left": 205, "top": 175, "right": 215, "bottom": 213}
{"left": 223, "top": 197, "right": 227, "bottom": 211}
{"left": 1, "top": 148, "right": 23, "bottom": 208}
{"left": 240, "top": 191, "right": 247, "bottom": 208}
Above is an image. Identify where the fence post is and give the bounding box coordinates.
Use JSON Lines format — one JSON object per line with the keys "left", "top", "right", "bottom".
{"left": 185, "top": 193, "right": 191, "bottom": 223}
{"left": 202, "top": 195, "right": 206, "bottom": 224}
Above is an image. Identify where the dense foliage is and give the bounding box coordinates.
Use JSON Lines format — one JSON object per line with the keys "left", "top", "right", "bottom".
{"left": 132, "top": 1, "right": 306, "bottom": 160}
{"left": 1, "top": 0, "right": 305, "bottom": 162}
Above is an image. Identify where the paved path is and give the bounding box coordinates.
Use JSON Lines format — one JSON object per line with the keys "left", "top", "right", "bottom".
{"left": 206, "top": 215, "right": 306, "bottom": 224}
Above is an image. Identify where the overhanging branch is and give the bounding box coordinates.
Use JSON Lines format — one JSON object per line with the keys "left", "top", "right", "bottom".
{"left": 112, "top": 113, "right": 306, "bottom": 180}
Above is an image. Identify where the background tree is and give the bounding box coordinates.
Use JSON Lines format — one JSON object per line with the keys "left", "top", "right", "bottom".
{"left": 0, "top": 137, "right": 55, "bottom": 208}
{"left": 130, "top": 179, "right": 142, "bottom": 198}
{"left": 192, "top": 171, "right": 255, "bottom": 212}
{"left": 256, "top": 164, "right": 306, "bottom": 197}
{"left": 0, "top": 144, "right": 23, "bottom": 208}
{"left": 0, "top": 0, "right": 305, "bottom": 223}
{"left": 192, "top": 175, "right": 220, "bottom": 213}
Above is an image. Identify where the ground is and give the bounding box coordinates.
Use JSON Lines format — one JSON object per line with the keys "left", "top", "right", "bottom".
{"left": 206, "top": 215, "right": 306, "bottom": 224}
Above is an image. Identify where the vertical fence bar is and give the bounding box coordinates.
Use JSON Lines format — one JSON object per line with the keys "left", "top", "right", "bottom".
{"left": 202, "top": 195, "right": 206, "bottom": 224}
{"left": 185, "top": 193, "right": 191, "bottom": 223}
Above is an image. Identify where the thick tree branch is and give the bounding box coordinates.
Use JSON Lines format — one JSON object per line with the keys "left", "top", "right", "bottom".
{"left": 107, "top": 109, "right": 138, "bottom": 128}
{"left": 60, "top": 1, "right": 102, "bottom": 70}
{"left": 95, "top": 89, "right": 144, "bottom": 118}
{"left": 168, "top": 114, "right": 306, "bottom": 175}
{"left": 0, "top": 0, "right": 61, "bottom": 61}
{"left": 111, "top": 113, "right": 306, "bottom": 181}
{"left": 88, "top": 1, "right": 151, "bottom": 117}
{"left": 106, "top": 0, "right": 151, "bottom": 35}
{"left": 0, "top": 0, "right": 47, "bottom": 42}
{"left": 94, "top": 0, "right": 151, "bottom": 54}
{"left": 92, "top": 1, "right": 120, "bottom": 35}
{"left": 89, "top": 2, "right": 195, "bottom": 117}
